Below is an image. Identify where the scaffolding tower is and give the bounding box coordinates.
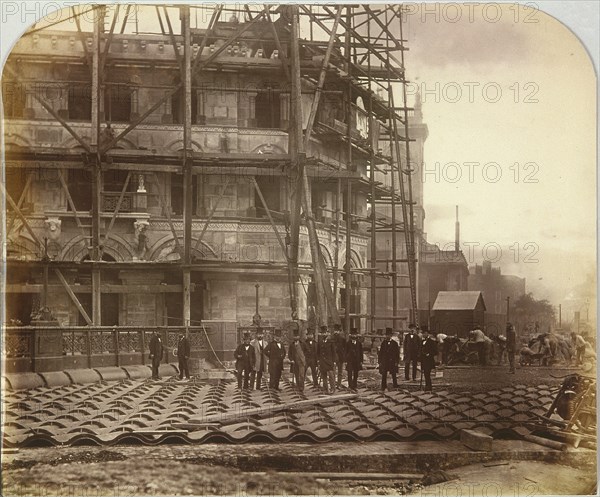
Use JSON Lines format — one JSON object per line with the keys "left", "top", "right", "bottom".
{"left": 2, "top": 4, "right": 419, "bottom": 335}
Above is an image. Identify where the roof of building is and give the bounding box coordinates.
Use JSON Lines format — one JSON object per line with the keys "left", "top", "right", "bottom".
{"left": 432, "top": 291, "right": 486, "bottom": 311}
{"left": 420, "top": 243, "right": 469, "bottom": 266}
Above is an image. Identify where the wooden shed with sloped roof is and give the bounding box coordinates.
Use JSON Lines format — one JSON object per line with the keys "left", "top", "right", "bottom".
{"left": 431, "top": 291, "right": 486, "bottom": 338}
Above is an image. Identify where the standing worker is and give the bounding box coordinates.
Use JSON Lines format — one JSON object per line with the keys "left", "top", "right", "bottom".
{"left": 506, "top": 323, "right": 516, "bottom": 374}
{"left": 332, "top": 324, "right": 346, "bottom": 389}
{"left": 378, "top": 327, "right": 400, "bottom": 391}
{"left": 419, "top": 326, "right": 437, "bottom": 392}
{"left": 289, "top": 328, "right": 307, "bottom": 392}
{"left": 234, "top": 332, "right": 255, "bottom": 389}
{"left": 345, "top": 328, "right": 363, "bottom": 391}
{"left": 177, "top": 332, "right": 191, "bottom": 381}
{"left": 250, "top": 327, "right": 268, "bottom": 390}
{"left": 148, "top": 331, "right": 164, "bottom": 380}
{"left": 403, "top": 324, "right": 420, "bottom": 381}
{"left": 265, "top": 329, "right": 286, "bottom": 390}
{"left": 303, "top": 327, "right": 319, "bottom": 388}
{"left": 318, "top": 326, "right": 336, "bottom": 394}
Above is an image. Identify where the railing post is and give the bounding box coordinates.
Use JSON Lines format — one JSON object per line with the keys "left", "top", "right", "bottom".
{"left": 140, "top": 330, "right": 146, "bottom": 365}
{"left": 86, "top": 328, "right": 92, "bottom": 369}
{"left": 114, "top": 327, "right": 120, "bottom": 367}
{"left": 31, "top": 329, "right": 37, "bottom": 373}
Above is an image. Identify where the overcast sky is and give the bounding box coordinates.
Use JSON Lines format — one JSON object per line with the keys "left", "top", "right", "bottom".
{"left": 400, "top": 3, "right": 597, "bottom": 308}
{"left": 1, "top": 2, "right": 597, "bottom": 312}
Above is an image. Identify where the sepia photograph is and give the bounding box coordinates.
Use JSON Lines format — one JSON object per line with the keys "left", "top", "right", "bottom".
{"left": 0, "top": 2, "right": 597, "bottom": 496}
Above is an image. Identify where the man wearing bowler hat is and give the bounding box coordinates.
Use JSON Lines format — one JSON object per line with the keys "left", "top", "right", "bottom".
{"left": 345, "top": 328, "right": 363, "bottom": 391}
{"left": 265, "top": 329, "right": 286, "bottom": 390}
{"left": 419, "top": 325, "right": 437, "bottom": 392}
{"left": 378, "top": 327, "right": 400, "bottom": 390}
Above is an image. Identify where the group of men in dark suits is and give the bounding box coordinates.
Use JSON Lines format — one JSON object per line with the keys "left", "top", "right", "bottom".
{"left": 378, "top": 324, "right": 438, "bottom": 391}
{"left": 148, "top": 331, "right": 191, "bottom": 381}
{"left": 234, "top": 329, "right": 286, "bottom": 390}
{"left": 234, "top": 325, "right": 363, "bottom": 393}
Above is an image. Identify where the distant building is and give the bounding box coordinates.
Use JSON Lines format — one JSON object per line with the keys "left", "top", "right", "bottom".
{"left": 468, "top": 261, "right": 526, "bottom": 314}
{"left": 468, "top": 261, "right": 525, "bottom": 335}
{"left": 419, "top": 241, "right": 469, "bottom": 314}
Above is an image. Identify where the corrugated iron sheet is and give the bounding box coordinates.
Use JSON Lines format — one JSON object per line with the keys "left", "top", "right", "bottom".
{"left": 2, "top": 378, "right": 552, "bottom": 447}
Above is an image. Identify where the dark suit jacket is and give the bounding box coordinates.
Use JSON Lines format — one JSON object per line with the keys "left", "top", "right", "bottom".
{"left": 333, "top": 334, "right": 347, "bottom": 364}
{"left": 149, "top": 334, "right": 164, "bottom": 361}
{"left": 378, "top": 338, "right": 399, "bottom": 373}
{"left": 345, "top": 339, "right": 363, "bottom": 371}
{"left": 419, "top": 337, "right": 437, "bottom": 370}
{"left": 403, "top": 332, "right": 420, "bottom": 361}
{"left": 235, "top": 343, "right": 255, "bottom": 372}
{"left": 265, "top": 341, "right": 286, "bottom": 374}
{"left": 177, "top": 336, "right": 191, "bottom": 358}
{"left": 303, "top": 339, "right": 319, "bottom": 366}
{"left": 318, "top": 339, "right": 336, "bottom": 372}
{"left": 506, "top": 329, "right": 516, "bottom": 352}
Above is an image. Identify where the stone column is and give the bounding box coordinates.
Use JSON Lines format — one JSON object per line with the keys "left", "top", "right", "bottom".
{"left": 162, "top": 90, "right": 173, "bottom": 123}
{"left": 130, "top": 88, "right": 139, "bottom": 121}
{"left": 196, "top": 89, "right": 205, "bottom": 124}
{"left": 247, "top": 92, "right": 257, "bottom": 127}
{"left": 23, "top": 86, "right": 35, "bottom": 119}
{"left": 280, "top": 93, "right": 290, "bottom": 130}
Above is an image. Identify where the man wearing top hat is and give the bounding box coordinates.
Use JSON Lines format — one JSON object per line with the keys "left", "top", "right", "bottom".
{"left": 288, "top": 327, "right": 307, "bottom": 392}
{"left": 345, "top": 328, "right": 363, "bottom": 391}
{"left": 332, "top": 323, "right": 347, "bottom": 389}
{"left": 234, "top": 332, "right": 256, "bottom": 389}
{"left": 378, "top": 327, "right": 400, "bottom": 390}
{"left": 250, "top": 327, "right": 268, "bottom": 389}
{"left": 403, "top": 323, "right": 420, "bottom": 381}
{"left": 303, "top": 327, "right": 319, "bottom": 387}
{"left": 419, "top": 326, "right": 437, "bottom": 392}
{"left": 265, "top": 329, "right": 286, "bottom": 390}
{"left": 177, "top": 333, "right": 191, "bottom": 381}
{"left": 148, "top": 330, "right": 164, "bottom": 380}
{"left": 318, "top": 325, "right": 336, "bottom": 394}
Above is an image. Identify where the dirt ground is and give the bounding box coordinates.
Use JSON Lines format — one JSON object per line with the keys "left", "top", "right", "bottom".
{"left": 2, "top": 446, "right": 596, "bottom": 496}
{"left": 2, "top": 364, "right": 595, "bottom": 496}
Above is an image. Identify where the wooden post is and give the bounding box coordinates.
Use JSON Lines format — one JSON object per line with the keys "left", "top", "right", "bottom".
{"left": 91, "top": 8, "right": 103, "bottom": 326}
{"left": 287, "top": 5, "right": 303, "bottom": 320}
{"left": 344, "top": 6, "right": 353, "bottom": 333}
{"left": 182, "top": 6, "right": 192, "bottom": 331}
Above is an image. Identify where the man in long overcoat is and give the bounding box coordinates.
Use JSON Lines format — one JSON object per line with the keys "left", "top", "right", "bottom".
{"left": 234, "top": 332, "right": 255, "bottom": 389}
{"left": 332, "top": 324, "right": 346, "bottom": 388}
{"left": 250, "top": 328, "right": 268, "bottom": 389}
{"left": 149, "top": 331, "right": 164, "bottom": 380}
{"left": 303, "top": 328, "right": 319, "bottom": 387}
{"left": 318, "top": 326, "right": 336, "bottom": 394}
{"left": 419, "top": 326, "right": 438, "bottom": 391}
{"left": 289, "top": 329, "right": 307, "bottom": 391}
{"left": 265, "top": 329, "right": 286, "bottom": 390}
{"left": 378, "top": 327, "right": 399, "bottom": 390}
{"left": 403, "top": 324, "right": 420, "bottom": 381}
{"left": 345, "top": 328, "right": 363, "bottom": 390}
{"left": 177, "top": 333, "right": 191, "bottom": 381}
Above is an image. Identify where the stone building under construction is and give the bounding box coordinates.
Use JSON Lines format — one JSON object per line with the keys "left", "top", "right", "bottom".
{"left": 2, "top": 4, "right": 427, "bottom": 371}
